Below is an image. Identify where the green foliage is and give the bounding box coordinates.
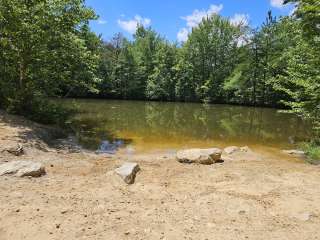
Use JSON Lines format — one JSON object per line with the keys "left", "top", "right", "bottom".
{"left": 273, "top": 35, "right": 320, "bottom": 130}
{"left": 0, "top": 0, "right": 101, "bottom": 125}
{"left": 273, "top": 1, "right": 320, "bottom": 139}
{"left": 300, "top": 142, "right": 320, "bottom": 165}
{"left": 174, "top": 56, "right": 196, "bottom": 102}
{"left": 6, "top": 91, "right": 74, "bottom": 126}
{"left": 146, "top": 42, "right": 178, "bottom": 100}
{"left": 182, "top": 14, "right": 242, "bottom": 102}
{"left": 111, "top": 41, "right": 137, "bottom": 99}
{"left": 285, "top": 0, "right": 320, "bottom": 45}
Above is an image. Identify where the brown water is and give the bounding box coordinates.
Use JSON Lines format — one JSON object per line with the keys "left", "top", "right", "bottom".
{"left": 65, "top": 99, "right": 311, "bottom": 153}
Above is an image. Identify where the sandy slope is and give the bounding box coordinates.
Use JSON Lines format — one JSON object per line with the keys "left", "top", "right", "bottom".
{"left": 0, "top": 111, "right": 320, "bottom": 240}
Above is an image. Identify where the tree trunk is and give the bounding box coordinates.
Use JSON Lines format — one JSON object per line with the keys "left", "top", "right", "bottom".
{"left": 19, "top": 59, "right": 25, "bottom": 90}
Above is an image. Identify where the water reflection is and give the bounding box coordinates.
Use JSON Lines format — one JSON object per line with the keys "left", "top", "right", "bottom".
{"left": 96, "top": 140, "right": 125, "bottom": 154}
{"left": 66, "top": 99, "right": 311, "bottom": 152}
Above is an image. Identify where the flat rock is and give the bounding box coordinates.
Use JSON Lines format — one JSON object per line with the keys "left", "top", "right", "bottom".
{"left": 176, "top": 148, "right": 222, "bottom": 165}
{"left": 0, "top": 161, "right": 46, "bottom": 177}
{"left": 115, "top": 162, "right": 140, "bottom": 184}
{"left": 282, "top": 149, "right": 305, "bottom": 156}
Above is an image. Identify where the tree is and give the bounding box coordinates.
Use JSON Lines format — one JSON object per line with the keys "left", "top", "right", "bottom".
{"left": 273, "top": 1, "right": 320, "bottom": 137}
{"left": 146, "top": 41, "right": 177, "bottom": 101}
{"left": 111, "top": 41, "right": 137, "bottom": 99}
{"left": 274, "top": 34, "right": 320, "bottom": 132}
{"left": 225, "top": 14, "right": 298, "bottom": 107}
{"left": 174, "top": 51, "right": 196, "bottom": 102}
{"left": 181, "top": 14, "right": 242, "bottom": 102}
{"left": 285, "top": 0, "right": 320, "bottom": 46}
{"left": 132, "top": 25, "right": 161, "bottom": 99}
{"left": 98, "top": 33, "right": 127, "bottom": 98}
{"left": 0, "top": 0, "right": 100, "bottom": 121}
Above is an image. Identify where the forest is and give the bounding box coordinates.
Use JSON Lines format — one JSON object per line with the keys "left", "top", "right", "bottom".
{"left": 0, "top": 0, "right": 319, "bottom": 143}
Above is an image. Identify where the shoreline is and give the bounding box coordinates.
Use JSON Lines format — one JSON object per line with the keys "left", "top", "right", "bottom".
{"left": 0, "top": 111, "right": 320, "bottom": 240}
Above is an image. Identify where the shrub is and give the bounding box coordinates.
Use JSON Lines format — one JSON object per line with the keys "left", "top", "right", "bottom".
{"left": 5, "top": 91, "right": 74, "bottom": 127}
{"left": 300, "top": 141, "right": 320, "bottom": 165}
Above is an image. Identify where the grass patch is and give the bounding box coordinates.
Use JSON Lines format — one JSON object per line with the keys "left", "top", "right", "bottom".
{"left": 300, "top": 142, "right": 320, "bottom": 165}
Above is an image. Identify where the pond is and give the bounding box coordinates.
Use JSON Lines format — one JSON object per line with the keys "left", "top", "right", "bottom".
{"left": 64, "top": 99, "right": 311, "bottom": 154}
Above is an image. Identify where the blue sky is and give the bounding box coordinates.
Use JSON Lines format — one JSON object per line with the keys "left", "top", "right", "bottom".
{"left": 86, "top": 0, "right": 293, "bottom": 42}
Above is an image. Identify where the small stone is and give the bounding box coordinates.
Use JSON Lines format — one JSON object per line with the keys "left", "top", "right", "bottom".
{"left": 3, "top": 144, "right": 24, "bottom": 156}
{"left": 224, "top": 146, "right": 240, "bottom": 155}
{"left": 240, "top": 146, "right": 251, "bottom": 152}
{"left": 296, "top": 212, "right": 311, "bottom": 221}
{"left": 282, "top": 149, "right": 305, "bottom": 156}
{"left": 238, "top": 210, "right": 246, "bottom": 215}
{"left": 115, "top": 162, "right": 140, "bottom": 184}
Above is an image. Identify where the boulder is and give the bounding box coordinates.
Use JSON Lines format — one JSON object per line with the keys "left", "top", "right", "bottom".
{"left": 115, "top": 162, "right": 140, "bottom": 184}
{"left": 0, "top": 161, "right": 46, "bottom": 177}
{"left": 176, "top": 148, "right": 222, "bottom": 165}
{"left": 282, "top": 149, "right": 305, "bottom": 157}
{"left": 224, "top": 146, "right": 240, "bottom": 155}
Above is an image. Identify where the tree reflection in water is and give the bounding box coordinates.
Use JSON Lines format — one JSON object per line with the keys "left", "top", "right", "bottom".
{"left": 67, "top": 99, "right": 311, "bottom": 152}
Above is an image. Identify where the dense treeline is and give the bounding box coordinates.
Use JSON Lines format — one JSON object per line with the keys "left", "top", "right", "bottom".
{"left": 0, "top": 0, "right": 319, "bottom": 139}
{"left": 95, "top": 5, "right": 318, "bottom": 115}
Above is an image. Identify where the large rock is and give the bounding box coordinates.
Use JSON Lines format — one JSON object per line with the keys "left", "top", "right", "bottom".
{"left": 176, "top": 148, "right": 222, "bottom": 165}
{"left": 115, "top": 162, "right": 140, "bottom": 184}
{"left": 0, "top": 161, "right": 46, "bottom": 177}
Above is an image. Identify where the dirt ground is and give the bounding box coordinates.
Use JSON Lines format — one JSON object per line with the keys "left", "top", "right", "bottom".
{"left": 0, "top": 111, "right": 320, "bottom": 240}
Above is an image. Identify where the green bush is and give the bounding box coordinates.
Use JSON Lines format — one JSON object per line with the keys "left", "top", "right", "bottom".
{"left": 300, "top": 141, "right": 320, "bottom": 165}
{"left": 5, "top": 91, "right": 74, "bottom": 127}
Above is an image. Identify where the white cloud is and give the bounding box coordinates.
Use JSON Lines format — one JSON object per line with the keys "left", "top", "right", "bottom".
{"left": 230, "top": 14, "right": 249, "bottom": 27}
{"left": 181, "top": 4, "right": 223, "bottom": 28}
{"left": 97, "top": 19, "right": 107, "bottom": 25}
{"left": 177, "top": 4, "right": 223, "bottom": 42}
{"left": 117, "top": 15, "right": 151, "bottom": 34}
{"left": 270, "top": 0, "right": 285, "bottom": 8}
{"left": 177, "top": 28, "right": 189, "bottom": 42}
